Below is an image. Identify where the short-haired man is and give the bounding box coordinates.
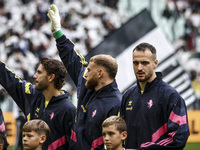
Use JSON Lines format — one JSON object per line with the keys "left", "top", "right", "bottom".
{"left": 47, "top": 4, "right": 122, "bottom": 150}
{"left": 0, "top": 57, "right": 76, "bottom": 149}
{"left": 120, "top": 42, "right": 190, "bottom": 150}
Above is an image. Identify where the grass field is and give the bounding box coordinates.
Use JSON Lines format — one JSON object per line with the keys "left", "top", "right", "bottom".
{"left": 184, "top": 142, "right": 200, "bottom": 150}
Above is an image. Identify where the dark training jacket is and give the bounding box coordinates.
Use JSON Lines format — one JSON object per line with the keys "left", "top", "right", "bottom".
{"left": 121, "top": 72, "right": 190, "bottom": 150}
{"left": 0, "top": 60, "right": 76, "bottom": 150}
{"left": 56, "top": 35, "right": 122, "bottom": 150}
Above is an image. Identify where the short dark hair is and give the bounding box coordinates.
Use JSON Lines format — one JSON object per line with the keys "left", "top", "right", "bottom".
{"left": 133, "top": 42, "right": 157, "bottom": 60}
{"left": 102, "top": 116, "right": 126, "bottom": 133}
{"left": 22, "top": 119, "right": 50, "bottom": 138}
{"left": 40, "top": 57, "right": 67, "bottom": 90}
{"left": 90, "top": 54, "right": 118, "bottom": 79}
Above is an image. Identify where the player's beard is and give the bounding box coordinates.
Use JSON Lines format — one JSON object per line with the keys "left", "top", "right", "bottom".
{"left": 85, "top": 77, "right": 98, "bottom": 89}
{"left": 35, "top": 78, "right": 49, "bottom": 92}
{"left": 136, "top": 70, "right": 153, "bottom": 83}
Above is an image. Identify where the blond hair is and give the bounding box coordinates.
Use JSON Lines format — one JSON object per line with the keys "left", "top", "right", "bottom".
{"left": 102, "top": 116, "right": 126, "bottom": 133}
{"left": 90, "top": 54, "right": 118, "bottom": 79}
{"left": 22, "top": 119, "right": 50, "bottom": 138}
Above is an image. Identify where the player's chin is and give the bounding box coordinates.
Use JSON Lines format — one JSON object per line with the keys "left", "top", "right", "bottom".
{"left": 23, "top": 144, "right": 30, "bottom": 149}
{"left": 105, "top": 144, "right": 112, "bottom": 149}
{"left": 137, "top": 77, "right": 144, "bottom": 82}
{"left": 85, "top": 83, "right": 89, "bottom": 89}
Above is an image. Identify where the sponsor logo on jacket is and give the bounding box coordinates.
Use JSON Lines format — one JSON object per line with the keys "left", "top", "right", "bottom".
{"left": 126, "top": 101, "right": 133, "bottom": 110}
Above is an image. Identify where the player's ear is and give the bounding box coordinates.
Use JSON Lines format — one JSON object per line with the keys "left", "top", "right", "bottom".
{"left": 98, "top": 69, "right": 104, "bottom": 78}
{"left": 48, "top": 74, "right": 55, "bottom": 82}
{"left": 0, "top": 143, "right": 4, "bottom": 150}
{"left": 40, "top": 135, "right": 47, "bottom": 144}
{"left": 121, "top": 131, "right": 127, "bottom": 141}
{"left": 153, "top": 59, "right": 158, "bottom": 69}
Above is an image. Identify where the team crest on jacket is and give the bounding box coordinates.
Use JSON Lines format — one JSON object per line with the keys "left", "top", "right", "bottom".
{"left": 128, "top": 101, "right": 132, "bottom": 106}
{"left": 92, "top": 110, "right": 97, "bottom": 118}
{"left": 50, "top": 112, "right": 54, "bottom": 120}
{"left": 0, "top": 123, "right": 5, "bottom": 132}
{"left": 147, "top": 99, "right": 153, "bottom": 109}
{"left": 126, "top": 100, "right": 133, "bottom": 110}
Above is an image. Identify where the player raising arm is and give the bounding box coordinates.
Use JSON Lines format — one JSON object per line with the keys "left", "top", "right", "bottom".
{"left": 47, "top": 4, "right": 122, "bottom": 150}
{"left": 0, "top": 57, "right": 76, "bottom": 150}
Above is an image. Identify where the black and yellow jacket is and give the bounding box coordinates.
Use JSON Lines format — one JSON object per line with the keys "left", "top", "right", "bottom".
{"left": 121, "top": 72, "right": 190, "bottom": 150}
{"left": 0, "top": 59, "right": 76, "bottom": 150}
{"left": 55, "top": 33, "right": 122, "bottom": 150}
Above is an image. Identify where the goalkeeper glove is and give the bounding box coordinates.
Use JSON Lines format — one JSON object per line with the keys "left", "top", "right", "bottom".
{"left": 47, "top": 4, "right": 61, "bottom": 33}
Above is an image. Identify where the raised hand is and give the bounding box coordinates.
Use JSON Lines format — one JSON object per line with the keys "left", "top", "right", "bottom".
{"left": 47, "top": 4, "right": 61, "bottom": 33}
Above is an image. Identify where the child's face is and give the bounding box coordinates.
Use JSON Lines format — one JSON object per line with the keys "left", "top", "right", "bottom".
{"left": 102, "top": 124, "right": 127, "bottom": 150}
{"left": 22, "top": 131, "right": 44, "bottom": 150}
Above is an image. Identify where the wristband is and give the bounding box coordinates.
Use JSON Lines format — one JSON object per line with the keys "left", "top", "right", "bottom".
{"left": 53, "top": 30, "right": 63, "bottom": 39}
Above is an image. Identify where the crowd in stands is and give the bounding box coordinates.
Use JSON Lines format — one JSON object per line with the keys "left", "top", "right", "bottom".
{"left": 0, "top": 0, "right": 127, "bottom": 149}
{"left": 0, "top": 0, "right": 129, "bottom": 108}
{"left": 163, "top": 0, "right": 200, "bottom": 108}
{"left": 0, "top": 0, "right": 199, "bottom": 149}
{"left": 0, "top": 0, "right": 200, "bottom": 109}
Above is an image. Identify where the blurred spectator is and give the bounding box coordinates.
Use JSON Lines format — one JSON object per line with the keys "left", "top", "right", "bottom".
{"left": 104, "top": 0, "right": 119, "bottom": 9}
{"left": 184, "top": 18, "right": 197, "bottom": 51}
{"left": 84, "top": 27, "right": 92, "bottom": 52}
{"left": 191, "top": 70, "right": 200, "bottom": 109}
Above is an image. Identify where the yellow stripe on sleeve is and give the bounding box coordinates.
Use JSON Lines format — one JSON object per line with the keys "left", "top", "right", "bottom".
{"left": 74, "top": 48, "right": 88, "bottom": 66}
{"left": 1, "top": 59, "right": 22, "bottom": 82}
{"left": 25, "top": 83, "right": 32, "bottom": 94}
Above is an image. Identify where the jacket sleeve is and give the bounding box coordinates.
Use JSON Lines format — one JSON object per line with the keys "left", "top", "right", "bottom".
{"left": 0, "top": 59, "right": 34, "bottom": 116}
{"left": 64, "top": 103, "right": 77, "bottom": 150}
{"left": 120, "top": 89, "right": 132, "bottom": 120}
{"left": 140, "top": 92, "right": 190, "bottom": 150}
{"left": 56, "top": 35, "right": 88, "bottom": 86}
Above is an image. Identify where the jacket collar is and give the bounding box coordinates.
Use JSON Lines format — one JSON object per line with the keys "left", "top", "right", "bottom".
{"left": 137, "top": 72, "right": 162, "bottom": 93}
{"left": 46, "top": 90, "right": 70, "bottom": 104}
{"left": 95, "top": 80, "right": 118, "bottom": 98}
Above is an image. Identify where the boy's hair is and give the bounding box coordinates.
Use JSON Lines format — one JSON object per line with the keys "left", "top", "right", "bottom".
{"left": 102, "top": 116, "right": 127, "bottom": 133}
{"left": 22, "top": 119, "right": 50, "bottom": 138}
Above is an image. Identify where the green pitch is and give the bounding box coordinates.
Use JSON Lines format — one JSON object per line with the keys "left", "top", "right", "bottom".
{"left": 184, "top": 142, "right": 200, "bottom": 150}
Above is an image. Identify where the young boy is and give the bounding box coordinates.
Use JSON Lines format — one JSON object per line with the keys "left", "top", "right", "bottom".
{"left": 102, "top": 116, "right": 127, "bottom": 150}
{"left": 22, "top": 119, "right": 50, "bottom": 150}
